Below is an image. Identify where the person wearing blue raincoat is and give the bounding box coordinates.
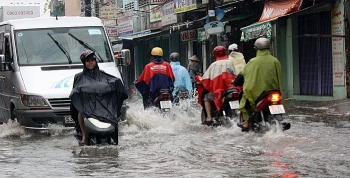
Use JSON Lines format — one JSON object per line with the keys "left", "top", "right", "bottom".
{"left": 169, "top": 52, "right": 192, "bottom": 97}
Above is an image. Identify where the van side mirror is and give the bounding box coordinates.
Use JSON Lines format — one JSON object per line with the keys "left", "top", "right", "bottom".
{"left": 117, "top": 49, "right": 131, "bottom": 66}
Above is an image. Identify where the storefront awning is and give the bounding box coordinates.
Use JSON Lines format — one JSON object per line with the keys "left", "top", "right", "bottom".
{"left": 240, "top": 18, "right": 277, "bottom": 42}
{"left": 118, "top": 30, "right": 161, "bottom": 40}
{"left": 240, "top": 1, "right": 334, "bottom": 42}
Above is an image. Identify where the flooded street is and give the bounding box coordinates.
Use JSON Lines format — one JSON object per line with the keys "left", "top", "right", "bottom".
{"left": 1, "top": 98, "right": 350, "bottom": 177}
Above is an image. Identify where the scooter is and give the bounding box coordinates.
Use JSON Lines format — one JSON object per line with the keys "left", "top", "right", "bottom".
{"left": 74, "top": 118, "right": 118, "bottom": 146}
{"left": 240, "top": 89, "right": 291, "bottom": 133}
{"left": 196, "top": 75, "right": 241, "bottom": 127}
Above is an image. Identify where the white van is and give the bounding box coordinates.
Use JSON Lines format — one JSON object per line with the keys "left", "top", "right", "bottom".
{"left": 0, "top": 16, "right": 126, "bottom": 129}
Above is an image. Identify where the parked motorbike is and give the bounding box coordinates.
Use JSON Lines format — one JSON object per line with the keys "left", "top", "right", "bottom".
{"left": 196, "top": 74, "right": 241, "bottom": 127}
{"left": 240, "top": 89, "right": 291, "bottom": 133}
{"left": 153, "top": 89, "right": 172, "bottom": 112}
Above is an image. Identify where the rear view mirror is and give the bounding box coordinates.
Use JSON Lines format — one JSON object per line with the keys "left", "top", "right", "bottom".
{"left": 121, "top": 49, "right": 131, "bottom": 66}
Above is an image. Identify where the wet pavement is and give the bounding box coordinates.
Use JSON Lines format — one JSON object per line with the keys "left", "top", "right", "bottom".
{"left": 1, "top": 95, "right": 350, "bottom": 177}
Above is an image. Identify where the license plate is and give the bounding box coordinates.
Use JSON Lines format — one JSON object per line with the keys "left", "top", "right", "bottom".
{"left": 64, "top": 115, "right": 75, "bottom": 124}
{"left": 229, "top": 100, "right": 239, "bottom": 109}
{"left": 269, "top": 105, "right": 285, "bottom": 114}
{"left": 160, "top": 100, "right": 172, "bottom": 109}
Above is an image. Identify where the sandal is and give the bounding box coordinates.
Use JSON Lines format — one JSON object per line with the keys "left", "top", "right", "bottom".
{"left": 237, "top": 122, "right": 249, "bottom": 132}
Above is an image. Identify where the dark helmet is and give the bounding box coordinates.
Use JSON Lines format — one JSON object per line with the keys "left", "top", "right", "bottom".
{"left": 169, "top": 52, "right": 180, "bottom": 61}
{"left": 213, "top": 46, "right": 227, "bottom": 60}
{"left": 80, "top": 50, "right": 96, "bottom": 63}
{"left": 254, "top": 37, "right": 270, "bottom": 50}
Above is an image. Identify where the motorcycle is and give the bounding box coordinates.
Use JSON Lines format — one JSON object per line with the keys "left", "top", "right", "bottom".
{"left": 232, "top": 73, "right": 291, "bottom": 133}
{"left": 74, "top": 118, "right": 118, "bottom": 146}
{"left": 240, "top": 89, "right": 291, "bottom": 133}
{"left": 153, "top": 89, "right": 172, "bottom": 112}
{"left": 173, "top": 88, "right": 190, "bottom": 106}
{"left": 196, "top": 74, "right": 241, "bottom": 127}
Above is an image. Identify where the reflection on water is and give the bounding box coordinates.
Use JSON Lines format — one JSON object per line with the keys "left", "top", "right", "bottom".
{"left": 0, "top": 98, "right": 350, "bottom": 177}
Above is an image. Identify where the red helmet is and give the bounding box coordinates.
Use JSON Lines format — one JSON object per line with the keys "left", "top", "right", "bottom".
{"left": 80, "top": 50, "right": 96, "bottom": 63}
{"left": 213, "top": 46, "right": 227, "bottom": 60}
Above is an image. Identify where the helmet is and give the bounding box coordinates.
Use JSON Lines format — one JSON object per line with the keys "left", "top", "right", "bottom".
{"left": 151, "top": 47, "right": 163, "bottom": 57}
{"left": 213, "top": 46, "right": 227, "bottom": 59}
{"left": 80, "top": 50, "right": 96, "bottom": 63}
{"left": 254, "top": 37, "right": 270, "bottom": 50}
{"left": 169, "top": 52, "right": 180, "bottom": 61}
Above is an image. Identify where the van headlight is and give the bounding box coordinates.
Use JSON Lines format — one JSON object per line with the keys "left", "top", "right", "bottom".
{"left": 21, "top": 94, "right": 50, "bottom": 107}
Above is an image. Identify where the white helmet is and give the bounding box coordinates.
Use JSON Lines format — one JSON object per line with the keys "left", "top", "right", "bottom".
{"left": 254, "top": 37, "right": 270, "bottom": 50}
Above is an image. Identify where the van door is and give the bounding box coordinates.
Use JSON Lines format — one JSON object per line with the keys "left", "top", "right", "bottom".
{"left": 0, "top": 32, "right": 15, "bottom": 122}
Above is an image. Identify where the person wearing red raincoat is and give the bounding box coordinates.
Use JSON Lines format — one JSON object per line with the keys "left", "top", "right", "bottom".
{"left": 201, "top": 46, "right": 237, "bottom": 124}
{"left": 134, "top": 47, "right": 175, "bottom": 109}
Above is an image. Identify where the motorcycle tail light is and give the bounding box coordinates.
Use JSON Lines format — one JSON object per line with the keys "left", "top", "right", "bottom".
{"left": 162, "top": 93, "right": 170, "bottom": 100}
{"left": 269, "top": 93, "right": 281, "bottom": 102}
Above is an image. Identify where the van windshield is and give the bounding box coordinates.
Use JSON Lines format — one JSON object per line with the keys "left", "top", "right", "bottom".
{"left": 14, "top": 27, "right": 113, "bottom": 66}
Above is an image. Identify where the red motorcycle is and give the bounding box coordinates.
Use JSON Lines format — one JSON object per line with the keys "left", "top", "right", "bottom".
{"left": 195, "top": 74, "right": 242, "bottom": 127}
{"left": 242, "top": 89, "right": 291, "bottom": 132}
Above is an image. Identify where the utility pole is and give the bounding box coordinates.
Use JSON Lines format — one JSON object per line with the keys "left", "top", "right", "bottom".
{"left": 208, "top": 0, "right": 217, "bottom": 63}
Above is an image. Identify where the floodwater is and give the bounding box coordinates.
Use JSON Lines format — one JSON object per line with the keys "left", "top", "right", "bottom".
{"left": 1, "top": 98, "right": 350, "bottom": 178}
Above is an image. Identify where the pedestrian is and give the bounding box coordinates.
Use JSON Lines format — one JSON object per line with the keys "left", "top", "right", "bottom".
{"left": 228, "top": 43, "right": 246, "bottom": 74}
{"left": 134, "top": 47, "right": 175, "bottom": 109}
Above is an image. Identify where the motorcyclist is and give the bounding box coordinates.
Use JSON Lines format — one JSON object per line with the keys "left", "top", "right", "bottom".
{"left": 228, "top": 43, "right": 246, "bottom": 74}
{"left": 200, "top": 46, "right": 237, "bottom": 125}
{"left": 237, "top": 37, "right": 283, "bottom": 130}
{"left": 169, "top": 52, "right": 192, "bottom": 98}
{"left": 134, "top": 47, "right": 175, "bottom": 109}
{"left": 70, "top": 50, "right": 128, "bottom": 145}
{"left": 188, "top": 55, "right": 201, "bottom": 84}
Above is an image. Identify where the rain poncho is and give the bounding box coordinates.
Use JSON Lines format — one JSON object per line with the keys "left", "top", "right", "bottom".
{"left": 170, "top": 61, "right": 192, "bottom": 97}
{"left": 135, "top": 57, "right": 175, "bottom": 102}
{"left": 239, "top": 49, "right": 283, "bottom": 120}
{"left": 201, "top": 58, "right": 236, "bottom": 111}
{"left": 70, "top": 65, "right": 128, "bottom": 128}
{"left": 228, "top": 51, "right": 246, "bottom": 74}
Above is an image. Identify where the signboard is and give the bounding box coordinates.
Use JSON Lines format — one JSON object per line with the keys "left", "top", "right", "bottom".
{"left": 150, "top": 0, "right": 167, "bottom": 5}
{"left": 105, "top": 26, "right": 118, "bottom": 37}
{"left": 332, "top": 6, "right": 345, "bottom": 86}
{"left": 162, "top": 2, "right": 177, "bottom": 26}
{"left": 99, "top": 6, "right": 118, "bottom": 19}
{"left": 0, "top": 6, "right": 40, "bottom": 22}
{"left": 197, "top": 28, "right": 209, "bottom": 42}
{"left": 150, "top": 5, "right": 162, "bottom": 30}
{"left": 259, "top": 0, "right": 302, "bottom": 22}
{"left": 118, "top": 16, "right": 133, "bottom": 36}
{"left": 204, "top": 21, "right": 224, "bottom": 35}
{"left": 174, "top": 0, "right": 197, "bottom": 14}
{"left": 181, "top": 29, "right": 196, "bottom": 41}
{"left": 240, "top": 20, "right": 272, "bottom": 42}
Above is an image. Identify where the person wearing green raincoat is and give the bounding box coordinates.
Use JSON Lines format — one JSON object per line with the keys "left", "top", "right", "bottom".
{"left": 238, "top": 37, "right": 283, "bottom": 129}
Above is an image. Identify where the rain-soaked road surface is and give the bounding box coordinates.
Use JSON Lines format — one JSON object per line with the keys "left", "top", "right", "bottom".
{"left": 1, "top": 98, "right": 350, "bottom": 178}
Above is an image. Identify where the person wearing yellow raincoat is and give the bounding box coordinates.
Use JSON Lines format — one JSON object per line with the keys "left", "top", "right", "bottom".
{"left": 238, "top": 37, "right": 283, "bottom": 129}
